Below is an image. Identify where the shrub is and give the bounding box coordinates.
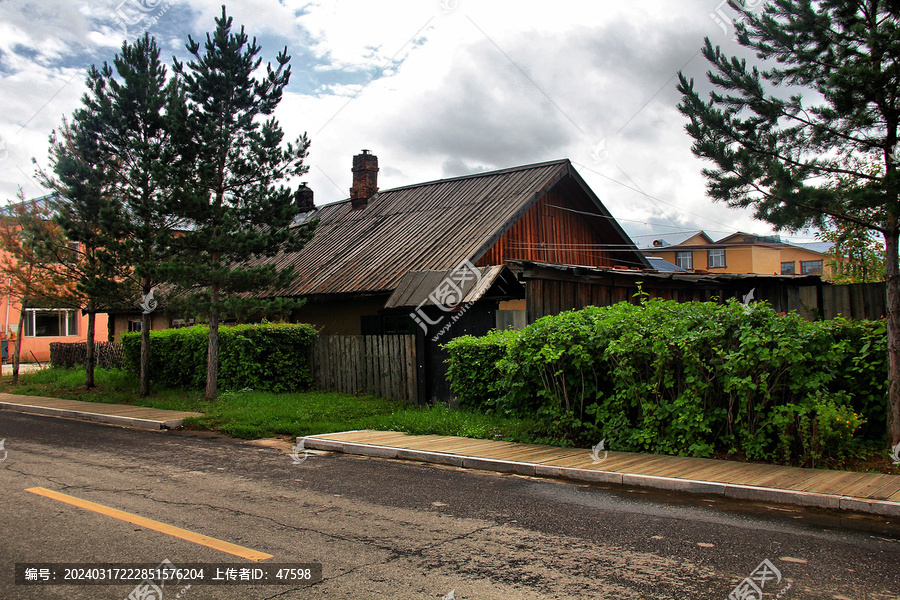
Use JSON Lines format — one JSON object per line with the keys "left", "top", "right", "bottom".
{"left": 444, "top": 329, "right": 517, "bottom": 410}
{"left": 446, "top": 298, "right": 887, "bottom": 465}
{"left": 123, "top": 322, "right": 317, "bottom": 393}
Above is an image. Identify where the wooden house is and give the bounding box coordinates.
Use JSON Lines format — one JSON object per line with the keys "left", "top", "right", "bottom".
{"left": 266, "top": 151, "right": 649, "bottom": 401}
{"left": 270, "top": 151, "right": 648, "bottom": 334}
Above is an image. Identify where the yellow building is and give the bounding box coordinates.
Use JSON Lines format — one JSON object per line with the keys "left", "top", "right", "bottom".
{"left": 638, "top": 231, "right": 831, "bottom": 276}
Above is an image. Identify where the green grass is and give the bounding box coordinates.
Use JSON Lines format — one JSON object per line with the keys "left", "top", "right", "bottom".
{"left": 0, "top": 367, "right": 543, "bottom": 443}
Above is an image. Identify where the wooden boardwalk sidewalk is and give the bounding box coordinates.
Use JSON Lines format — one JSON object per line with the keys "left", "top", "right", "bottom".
{"left": 304, "top": 430, "right": 900, "bottom": 518}
{"left": 0, "top": 393, "right": 202, "bottom": 430}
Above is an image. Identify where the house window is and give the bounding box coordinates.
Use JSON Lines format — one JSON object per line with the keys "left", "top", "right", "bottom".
{"left": 781, "top": 261, "right": 796, "bottom": 275}
{"left": 708, "top": 248, "right": 726, "bottom": 268}
{"left": 675, "top": 251, "right": 693, "bottom": 270}
{"left": 128, "top": 320, "right": 142, "bottom": 332}
{"left": 801, "top": 260, "right": 823, "bottom": 275}
{"left": 23, "top": 309, "right": 78, "bottom": 337}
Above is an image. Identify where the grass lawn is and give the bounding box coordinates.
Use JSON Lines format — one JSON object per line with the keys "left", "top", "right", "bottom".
{"left": 0, "top": 367, "right": 544, "bottom": 443}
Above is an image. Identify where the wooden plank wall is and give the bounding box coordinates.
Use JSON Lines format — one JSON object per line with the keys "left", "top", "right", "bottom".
{"left": 822, "top": 282, "right": 886, "bottom": 320}
{"left": 526, "top": 278, "right": 886, "bottom": 323}
{"left": 310, "top": 335, "right": 417, "bottom": 403}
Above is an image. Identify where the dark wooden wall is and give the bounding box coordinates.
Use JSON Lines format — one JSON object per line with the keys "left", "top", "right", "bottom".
{"left": 822, "top": 282, "right": 886, "bottom": 320}
{"left": 525, "top": 274, "right": 821, "bottom": 323}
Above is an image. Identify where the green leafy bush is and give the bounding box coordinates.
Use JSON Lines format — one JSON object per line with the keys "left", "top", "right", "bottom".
{"left": 123, "top": 323, "right": 317, "bottom": 393}
{"left": 444, "top": 329, "right": 518, "bottom": 410}
{"left": 446, "top": 299, "right": 887, "bottom": 465}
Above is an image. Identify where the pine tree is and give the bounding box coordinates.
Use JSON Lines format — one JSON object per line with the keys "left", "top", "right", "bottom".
{"left": 44, "top": 35, "right": 187, "bottom": 395}
{"left": 169, "top": 7, "right": 315, "bottom": 400}
{"left": 677, "top": 0, "right": 900, "bottom": 445}
{"left": 42, "top": 115, "right": 124, "bottom": 390}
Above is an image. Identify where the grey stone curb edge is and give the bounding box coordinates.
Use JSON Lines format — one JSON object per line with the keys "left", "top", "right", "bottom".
{"left": 0, "top": 402, "right": 180, "bottom": 430}
{"left": 301, "top": 436, "right": 900, "bottom": 519}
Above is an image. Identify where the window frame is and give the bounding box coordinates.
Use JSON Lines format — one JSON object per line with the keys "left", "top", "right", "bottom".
{"left": 674, "top": 251, "right": 693, "bottom": 270}
{"left": 707, "top": 248, "right": 726, "bottom": 269}
{"left": 781, "top": 261, "right": 796, "bottom": 275}
{"left": 801, "top": 260, "right": 824, "bottom": 275}
{"left": 23, "top": 308, "right": 79, "bottom": 337}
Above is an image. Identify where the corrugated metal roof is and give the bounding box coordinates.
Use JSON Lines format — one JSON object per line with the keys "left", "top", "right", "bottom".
{"left": 265, "top": 159, "right": 571, "bottom": 298}
{"left": 384, "top": 265, "right": 509, "bottom": 309}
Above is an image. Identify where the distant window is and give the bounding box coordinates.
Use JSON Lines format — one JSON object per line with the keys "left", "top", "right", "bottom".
{"left": 708, "top": 248, "right": 726, "bottom": 268}
{"left": 675, "top": 251, "right": 693, "bottom": 270}
{"left": 23, "top": 309, "right": 78, "bottom": 337}
{"left": 801, "top": 260, "right": 823, "bottom": 275}
{"left": 128, "top": 320, "right": 142, "bottom": 332}
{"left": 781, "top": 261, "right": 796, "bottom": 275}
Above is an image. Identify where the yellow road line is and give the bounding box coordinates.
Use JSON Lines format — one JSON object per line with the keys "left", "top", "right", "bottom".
{"left": 26, "top": 487, "right": 273, "bottom": 562}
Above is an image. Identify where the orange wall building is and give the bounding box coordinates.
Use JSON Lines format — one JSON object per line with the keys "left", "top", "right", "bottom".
{"left": 639, "top": 231, "right": 831, "bottom": 277}
{"left": 0, "top": 294, "right": 107, "bottom": 364}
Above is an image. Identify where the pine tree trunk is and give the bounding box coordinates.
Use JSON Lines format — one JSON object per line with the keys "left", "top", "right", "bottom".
{"left": 12, "top": 305, "right": 25, "bottom": 385}
{"left": 205, "top": 284, "right": 219, "bottom": 401}
{"left": 140, "top": 278, "right": 151, "bottom": 397}
{"left": 85, "top": 305, "right": 95, "bottom": 389}
{"left": 885, "top": 228, "right": 900, "bottom": 446}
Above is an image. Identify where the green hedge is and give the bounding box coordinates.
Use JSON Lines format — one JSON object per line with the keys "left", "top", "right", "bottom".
{"left": 444, "top": 329, "right": 518, "bottom": 411}
{"left": 445, "top": 299, "right": 887, "bottom": 466}
{"left": 123, "top": 323, "right": 317, "bottom": 393}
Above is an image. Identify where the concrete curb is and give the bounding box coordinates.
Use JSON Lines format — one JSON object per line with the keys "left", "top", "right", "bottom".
{"left": 301, "top": 436, "right": 900, "bottom": 519}
{"left": 0, "top": 402, "right": 186, "bottom": 430}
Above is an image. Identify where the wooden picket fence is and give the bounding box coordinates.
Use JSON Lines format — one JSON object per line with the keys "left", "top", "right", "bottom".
{"left": 49, "top": 342, "right": 125, "bottom": 370}
{"left": 310, "top": 335, "right": 417, "bottom": 403}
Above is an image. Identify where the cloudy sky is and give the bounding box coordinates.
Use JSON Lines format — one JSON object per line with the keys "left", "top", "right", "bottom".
{"left": 0, "top": 0, "right": 817, "bottom": 244}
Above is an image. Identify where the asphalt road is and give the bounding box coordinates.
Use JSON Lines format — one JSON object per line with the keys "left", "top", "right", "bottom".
{"left": 1, "top": 411, "right": 899, "bottom": 599}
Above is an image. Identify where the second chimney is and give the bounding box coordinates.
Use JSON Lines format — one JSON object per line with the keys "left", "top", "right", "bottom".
{"left": 350, "top": 149, "right": 378, "bottom": 209}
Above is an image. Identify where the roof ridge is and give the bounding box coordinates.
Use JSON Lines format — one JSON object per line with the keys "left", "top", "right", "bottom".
{"left": 322, "top": 158, "right": 571, "bottom": 205}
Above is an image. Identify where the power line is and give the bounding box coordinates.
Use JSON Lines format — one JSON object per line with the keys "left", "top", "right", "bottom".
{"left": 571, "top": 160, "right": 745, "bottom": 232}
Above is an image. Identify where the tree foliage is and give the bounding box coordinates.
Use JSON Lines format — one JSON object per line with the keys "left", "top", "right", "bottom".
{"left": 0, "top": 192, "right": 74, "bottom": 383}
{"left": 819, "top": 218, "right": 885, "bottom": 283}
{"left": 46, "top": 34, "right": 188, "bottom": 396}
{"left": 677, "top": 0, "right": 900, "bottom": 444}
{"left": 166, "top": 7, "right": 315, "bottom": 400}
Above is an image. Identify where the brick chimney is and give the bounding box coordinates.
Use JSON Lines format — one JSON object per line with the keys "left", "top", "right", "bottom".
{"left": 295, "top": 182, "right": 314, "bottom": 212}
{"left": 350, "top": 149, "right": 378, "bottom": 209}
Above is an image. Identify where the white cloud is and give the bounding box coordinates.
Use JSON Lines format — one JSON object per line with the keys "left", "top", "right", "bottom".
{"left": 0, "top": 0, "right": 786, "bottom": 240}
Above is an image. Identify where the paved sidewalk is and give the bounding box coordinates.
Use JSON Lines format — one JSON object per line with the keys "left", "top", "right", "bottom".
{"left": 0, "top": 393, "right": 202, "bottom": 429}
{"left": 303, "top": 430, "right": 900, "bottom": 519}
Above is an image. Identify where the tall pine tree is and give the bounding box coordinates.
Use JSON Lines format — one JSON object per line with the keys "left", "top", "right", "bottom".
{"left": 169, "top": 7, "right": 314, "bottom": 400}
{"left": 43, "top": 114, "right": 124, "bottom": 390}
{"left": 48, "top": 34, "right": 187, "bottom": 397}
{"left": 677, "top": 0, "right": 900, "bottom": 446}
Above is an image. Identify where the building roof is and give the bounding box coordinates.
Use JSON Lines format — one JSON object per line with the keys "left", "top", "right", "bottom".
{"left": 514, "top": 260, "right": 823, "bottom": 285}
{"left": 384, "top": 265, "right": 523, "bottom": 309}
{"left": 640, "top": 230, "right": 829, "bottom": 256}
{"left": 789, "top": 241, "right": 831, "bottom": 254}
{"left": 631, "top": 230, "right": 709, "bottom": 250}
{"left": 267, "top": 159, "right": 647, "bottom": 298}
{"left": 646, "top": 256, "right": 687, "bottom": 272}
